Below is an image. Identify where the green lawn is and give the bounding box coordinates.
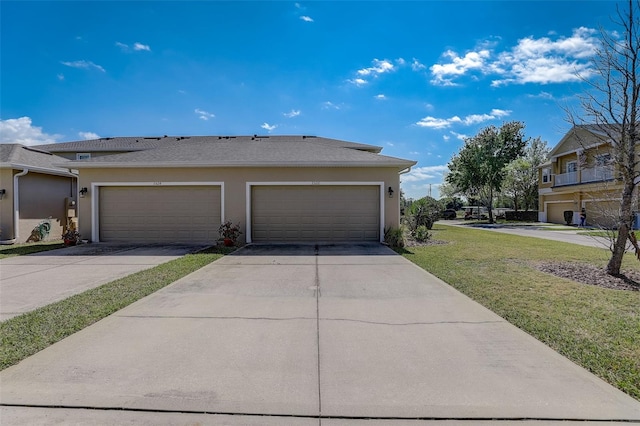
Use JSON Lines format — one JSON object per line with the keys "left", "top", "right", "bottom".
{"left": 0, "top": 240, "right": 65, "bottom": 259}
{"left": 0, "top": 246, "right": 232, "bottom": 370}
{"left": 401, "top": 224, "right": 640, "bottom": 400}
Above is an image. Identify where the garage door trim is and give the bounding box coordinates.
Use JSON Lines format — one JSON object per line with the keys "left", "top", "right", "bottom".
{"left": 245, "top": 181, "right": 384, "bottom": 243}
{"left": 91, "top": 181, "right": 224, "bottom": 243}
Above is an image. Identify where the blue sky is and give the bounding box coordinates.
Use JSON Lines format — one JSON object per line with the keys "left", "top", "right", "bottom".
{"left": 0, "top": 1, "right": 620, "bottom": 199}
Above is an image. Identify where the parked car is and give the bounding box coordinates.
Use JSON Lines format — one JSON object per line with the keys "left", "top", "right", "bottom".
{"left": 463, "top": 206, "right": 488, "bottom": 220}
{"left": 442, "top": 209, "right": 457, "bottom": 220}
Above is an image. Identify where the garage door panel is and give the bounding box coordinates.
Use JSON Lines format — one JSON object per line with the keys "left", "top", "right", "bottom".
{"left": 548, "top": 202, "right": 575, "bottom": 224}
{"left": 100, "top": 186, "right": 221, "bottom": 244}
{"left": 252, "top": 185, "right": 380, "bottom": 242}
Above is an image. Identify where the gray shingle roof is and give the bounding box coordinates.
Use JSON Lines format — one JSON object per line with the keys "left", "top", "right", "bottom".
{"left": 41, "top": 135, "right": 415, "bottom": 170}
{"left": 36, "top": 135, "right": 383, "bottom": 154}
{"left": 0, "top": 144, "right": 76, "bottom": 175}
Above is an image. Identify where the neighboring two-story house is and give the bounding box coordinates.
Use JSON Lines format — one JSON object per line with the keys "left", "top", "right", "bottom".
{"left": 538, "top": 124, "right": 633, "bottom": 228}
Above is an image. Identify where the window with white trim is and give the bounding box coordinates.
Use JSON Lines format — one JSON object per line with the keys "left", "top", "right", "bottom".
{"left": 542, "top": 167, "right": 551, "bottom": 183}
{"left": 567, "top": 161, "right": 577, "bottom": 173}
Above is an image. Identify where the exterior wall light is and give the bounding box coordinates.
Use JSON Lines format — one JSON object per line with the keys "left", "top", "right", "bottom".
{"left": 0, "top": 189, "right": 5, "bottom": 200}
{"left": 388, "top": 186, "right": 394, "bottom": 198}
{"left": 79, "top": 187, "right": 88, "bottom": 198}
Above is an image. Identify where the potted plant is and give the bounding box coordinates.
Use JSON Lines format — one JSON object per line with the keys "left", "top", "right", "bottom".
{"left": 218, "top": 221, "right": 242, "bottom": 246}
{"left": 62, "top": 229, "right": 81, "bottom": 246}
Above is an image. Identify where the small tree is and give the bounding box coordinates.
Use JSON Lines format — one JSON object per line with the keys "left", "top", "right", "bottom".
{"left": 503, "top": 138, "right": 550, "bottom": 211}
{"left": 567, "top": 0, "right": 640, "bottom": 275}
{"left": 405, "top": 196, "right": 443, "bottom": 233}
{"left": 447, "top": 122, "right": 528, "bottom": 223}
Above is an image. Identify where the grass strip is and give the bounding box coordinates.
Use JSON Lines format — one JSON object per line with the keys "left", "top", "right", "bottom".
{"left": 0, "top": 240, "right": 65, "bottom": 258}
{"left": 400, "top": 224, "right": 640, "bottom": 400}
{"left": 0, "top": 246, "right": 233, "bottom": 370}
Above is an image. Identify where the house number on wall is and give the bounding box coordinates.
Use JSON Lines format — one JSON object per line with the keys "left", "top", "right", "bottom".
{"left": 311, "top": 181, "right": 320, "bottom": 185}
{"left": 153, "top": 182, "right": 162, "bottom": 185}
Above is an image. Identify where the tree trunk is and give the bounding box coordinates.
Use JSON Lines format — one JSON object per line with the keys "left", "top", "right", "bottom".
{"left": 606, "top": 181, "right": 635, "bottom": 275}
{"left": 487, "top": 188, "right": 495, "bottom": 223}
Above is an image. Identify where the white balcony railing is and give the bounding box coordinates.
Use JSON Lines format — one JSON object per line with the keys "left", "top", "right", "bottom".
{"left": 581, "top": 166, "right": 614, "bottom": 183}
{"left": 553, "top": 167, "right": 614, "bottom": 186}
{"left": 554, "top": 171, "right": 578, "bottom": 186}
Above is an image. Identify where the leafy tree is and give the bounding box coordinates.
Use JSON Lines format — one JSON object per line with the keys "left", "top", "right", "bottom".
{"left": 567, "top": 0, "right": 639, "bottom": 275}
{"left": 503, "top": 137, "right": 550, "bottom": 211}
{"left": 446, "top": 122, "right": 528, "bottom": 223}
{"left": 440, "top": 196, "right": 464, "bottom": 210}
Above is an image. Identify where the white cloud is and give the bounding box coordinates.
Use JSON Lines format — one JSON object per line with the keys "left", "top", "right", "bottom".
{"left": 133, "top": 42, "right": 151, "bottom": 51}
{"left": 61, "top": 60, "right": 105, "bottom": 72}
{"left": 117, "top": 41, "right": 151, "bottom": 52}
{"left": 357, "top": 59, "right": 395, "bottom": 76}
{"left": 322, "top": 101, "right": 341, "bottom": 110}
{"left": 416, "top": 116, "right": 462, "bottom": 129}
{"left": 79, "top": 131, "right": 99, "bottom": 140}
{"left": 386, "top": 142, "right": 395, "bottom": 147}
{"left": 443, "top": 135, "right": 450, "bottom": 141}
{"left": 348, "top": 78, "right": 368, "bottom": 86}
{"left": 416, "top": 109, "right": 511, "bottom": 129}
{"left": 300, "top": 15, "right": 313, "bottom": 22}
{"left": 0, "top": 117, "right": 61, "bottom": 146}
{"left": 450, "top": 131, "right": 468, "bottom": 141}
{"left": 57, "top": 74, "right": 64, "bottom": 81}
{"left": 411, "top": 58, "right": 426, "bottom": 71}
{"left": 527, "top": 91, "right": 555, "bottom": 100}
{"left": 402, "top": 165, "right": 449, "bottom": 182}
{"left": 430, "top": 27, "right": 598, "bottom": 87}
{"left": 283, "top": 109, "right": 301, "bottom": 118}
{"left": 410, "top": 151, "right": 420, "bottom": 155}
{"left": 261, "top": 123, "right": 277, "bottom": 132}
{"left": 194, "top": 108, "right": 215, "bottom": 120}
{"left": 375, "top": 94, "right": 386, "bottom": 100}
{"left": 430, "top": 50, "right": 490, "bottom": 86}
{"left": 349, "top": 58, "right": 401, "bottom": 86}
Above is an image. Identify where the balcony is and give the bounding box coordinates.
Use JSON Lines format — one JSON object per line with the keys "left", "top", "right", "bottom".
{"left": 581, "top": 166, "right": 614, "bottom": 183}
{"left": 555, "top": 171, "right": 578, "bottom": 186}
{"left": 554, "top": 167, "right": 614, "bottom": 187}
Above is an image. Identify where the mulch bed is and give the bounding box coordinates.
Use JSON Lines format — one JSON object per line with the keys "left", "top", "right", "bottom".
{"left": 534, "top": 261, "right": 640, "bottom": 292}
{"left": 403, "top": 235, "right": 639, "bottom": 292}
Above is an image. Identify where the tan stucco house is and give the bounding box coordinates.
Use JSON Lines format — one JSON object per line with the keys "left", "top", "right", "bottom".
{"left": 0, "top": 144, "right": 78, "bottom": 243}
{"left": 36, "top": 135, "right": 416, "bottom": 244}
{"left": 538, "top": 125, "right": 636, "bottom": 227}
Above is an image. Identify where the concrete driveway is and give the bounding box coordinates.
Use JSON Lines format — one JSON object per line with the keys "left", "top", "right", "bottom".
{"left": 0, "top": 243, "right": 208, "bottom": 321}
{"left": 1, "top": 243, "right": 639, "bottom": 424}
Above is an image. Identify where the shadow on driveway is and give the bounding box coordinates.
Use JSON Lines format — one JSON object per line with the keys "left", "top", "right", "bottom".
{"left": 231, "top": 243, "right": 397, "bottom": 256}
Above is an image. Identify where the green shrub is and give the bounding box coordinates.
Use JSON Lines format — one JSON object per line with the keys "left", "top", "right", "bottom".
{"left": 414, "top": 225, "right": 431, "bottom": 242}
{"left": 384, "top": 227, "right": 405, "bottom": 248}
{"left": 405, "top": 196, "right": 443, "bottom": 231}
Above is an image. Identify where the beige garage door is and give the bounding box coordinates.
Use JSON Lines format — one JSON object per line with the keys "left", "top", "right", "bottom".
{"left": 99, "top": 186, "right": 221, "bottom": 243}
{"left": 585, "top": 200, "right": 620, "bottom": 229}
{"left": 547, "top": 202, "right": 576, "bottom": 224}
{"left": 252, "top": 185, "right": 380, "bottom": 242}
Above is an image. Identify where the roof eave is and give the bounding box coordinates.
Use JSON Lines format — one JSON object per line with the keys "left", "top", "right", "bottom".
{"left": 1, "top": 163, "right": 77, "bottom": 177}
{"left": 55, "top": 161, "right": 416, "bottom": 169}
